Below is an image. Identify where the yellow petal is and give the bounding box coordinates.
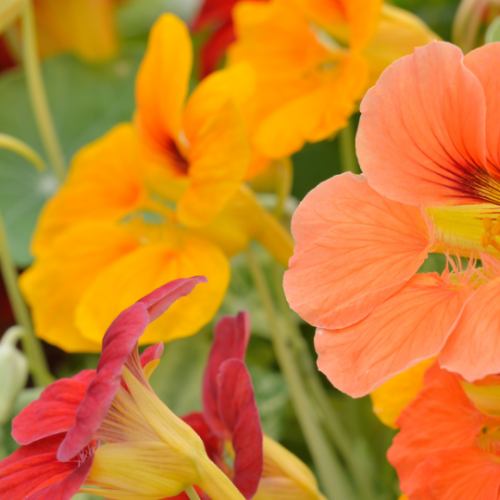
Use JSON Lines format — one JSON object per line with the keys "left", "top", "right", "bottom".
{"left": 75, "top": 232, "right": 230, "bottom": 345}
{"left": 363, "top": 4, "right": 439, "bottom": 86}
{"left": 20, "top": 222, "right": 141, "bottom": 353}
{"left": 178, "top": 99, "right": 250, "bottom": 227}
{"left": 32, "top": 124, "right": 147, "bottom": 256}
{"left": 135, "top": 14, "right": 192, "bottom": 157}
{"left": 370, "top": 358, "right": 434, "bottom": 429}
{"left": 255, "top": 435, "right": 326, "bottom": 500}
{"left": 35, "top": 0, "right": 118, "bottom": 61}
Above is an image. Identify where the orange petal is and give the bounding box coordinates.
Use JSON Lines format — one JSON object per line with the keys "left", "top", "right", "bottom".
{"left": 388, "top": 365, "right": 483, "bottom": 494}
{"left": 464, "top": 43, "right": 500, "bottom": 181}
{"left": 75, "top": 233, "right": 229, "bottom": 346}
{"left": 370, "top": 358, "right": 434, "bottom": 429}
{"left": 284, "top": 173, "right": 432, "bottom": 330}
{"left": 315, "top": 273, "right": 473, "bottom": 397}
{"left": 32, "top": 124, "right": 146, "bottom": 256}
{"left": 358, "top": 41, "right": 489, "bottom": 207}
{"left": 135, "top": 14, "right": 191, "bottom": 161}
{"left": 426, "top": 447, "right": 500, "bottom": 500}
{"left": 439, "top": 278, "right": 500, "bottom": 382}
{"left": 178, "top": 99, "right": 250, "bottom": 227}
{"left": 20, "top": 222, "right": 141, "bottom": 353}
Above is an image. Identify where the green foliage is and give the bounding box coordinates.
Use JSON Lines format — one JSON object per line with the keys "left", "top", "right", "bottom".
{"left": 0, "top": 47, "right": 144, "bottom": 266}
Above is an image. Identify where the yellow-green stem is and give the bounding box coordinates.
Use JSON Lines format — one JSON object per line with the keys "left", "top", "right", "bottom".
{"left": 338, "top": 120, "right": 359, "bottom": 174}
{"left": 271, "top": 264, "right": 377, "bottom": 500}
{"left": 185, "top": 486, "right": 202, "bottom": 500}
{"left": 0, "top": 213, "right": 53, "bottom": 386}
{"left": 21, "top": 1, "right": 66, "bottom": 182}
{"left": 245, "top": 246, "right": 355, "bottom": 500}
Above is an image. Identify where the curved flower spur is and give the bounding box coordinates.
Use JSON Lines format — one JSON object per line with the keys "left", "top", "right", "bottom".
{"left": 0, "top": 276, "right": 252, "bottom": 500}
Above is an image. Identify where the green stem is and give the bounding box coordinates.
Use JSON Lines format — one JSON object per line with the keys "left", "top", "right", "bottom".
{"left": 21, "top": 1, "right": 66, "bottom": 182}
{"left": 0, "top": 213, "right": 53, "bottom": 386}
{"left": 245, "top": 246, "right": 355, "bottom": 500}
{"left": 271, "top": 265, "right": 377, "bottom": 500}
{"left": 185, "top": 486, "right": 202, "bottom": 500}
{"left": 338, "top": 120, "right": 359, "bottom": 174}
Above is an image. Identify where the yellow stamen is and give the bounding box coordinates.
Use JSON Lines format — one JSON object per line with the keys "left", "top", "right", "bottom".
{"left": 481, "top": 232, "right": 491, "bottom": 249}
{"left": 483, "top": 217, "right": 494, "bottom": 231}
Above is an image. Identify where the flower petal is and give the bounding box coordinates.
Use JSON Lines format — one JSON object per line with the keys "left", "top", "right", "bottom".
{"left": 217, "top": 359, "right": 263, "bottom": 499}
{"left": 12, "top": 375, "right": 91, "bottom": 445}
{"left": 388, "top": 365, "right": 483, "bottom": 494}
{"left": 463, "top": 43, "right": 500, "bottom": 181}
{"left": 135, "top": 14, "right": 191, "bottom": 159}
{"left": 439, "top": 278, "right": 500, "bottom": 381}
{"left": 75, "top": 238, "right": 227, "bottom": 345}
{"left": 315, "top": 273, "right": 473, "bottom": 397}
{"left": 20, "top": 222, "right": 141, "bottom": 353}
{"left": 203, "top": 312, "right": 251, "bottom": 436}
{"left": 426, "top": 447, "right": 500, "bottom": 500}
{"left": 284, "top": 173, "right": 432, "bottom": 330}
{"left": 31, "top": 124, "right": 146, "bottom": 257}
{"left": 358, "top": 41, "right": 490, "bottom": 206}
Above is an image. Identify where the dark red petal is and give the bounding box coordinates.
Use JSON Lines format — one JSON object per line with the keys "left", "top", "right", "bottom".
{"left": 58, "top": 277, "right": 205, "bottom": 462}
{"left": 58, "top": 303, "right": 150, "bottom": 462}
{"left": 140, "top": 342, "right": 164, "bottom": 368}
{"left": 12, "top": 378, "right": 90, "bottom": 445}
{"left": 136, "top": 276, "right": 207, "bottom": 323}
{"left": 203, "top": 312, "right": 250, "bottom": 436}
{"left": 199, "top": 20, "right": 236, "bottom": 78}
{"left": 26, "top": 455, "right": 93, "bottom": 500}
{"left": 217, "top": 359, "right": 263, "bottom": 499}
{"left": 191, "top": 0, "right": 238, "bottom": 31}
{"left": 183, "top": 412, "right": 224, "bottom": 468}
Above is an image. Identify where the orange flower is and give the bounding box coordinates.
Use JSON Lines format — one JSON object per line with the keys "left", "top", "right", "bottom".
{"left": 34, "top": 0, "right": 120, "bottom": 61}
{"left": 21, "top": 14, "right": 293, "bottom": 352}
{"left": 284, "top": 42, "right": 500, "bottom": 398}
{"left": 227, "top": 0, "right": 437, "bottom": 159}
{"left": 389, "top": 363, "right": 500, "bottom": 499}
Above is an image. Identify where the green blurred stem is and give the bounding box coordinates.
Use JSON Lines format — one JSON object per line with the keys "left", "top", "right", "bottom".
{"left": 338, "top": 120, "right": 359, "bottom": 174}
{"left": 0, "top": 213, "right": 53, "bottom": 386}
{"left": 246, "top": 246, "right": 354, "bottom": 500}
{"left": 185, "top": 486, "right": 202, "bottom": 500}
{"left": 21, "top": 1, "right": 66, "bottom": 182}
{"left": 271, "top": 264, "right": 377, "bottom": 500}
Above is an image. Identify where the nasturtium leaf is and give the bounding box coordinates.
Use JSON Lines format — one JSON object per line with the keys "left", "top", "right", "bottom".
{"left": 0, "top": 46, "right": 144, "bottom": 266}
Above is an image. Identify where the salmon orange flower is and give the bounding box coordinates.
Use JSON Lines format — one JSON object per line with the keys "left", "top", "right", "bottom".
{"left": 34, "top": 0, "right": 120, "bottom": 61}
{"left": 285, "top": 41, "right": 500, "bottom": 398}
{"left": 389, "top": 363, "right": 500, "bottom": 499}
{"left": 227, "top": 0, "right": 437, "bottom": 159}
{"left": 0, "top": 277, "right": 251, "bottom": 500}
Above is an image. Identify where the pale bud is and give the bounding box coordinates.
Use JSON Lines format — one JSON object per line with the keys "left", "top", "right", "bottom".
{"left": 0, "top": 0, "right": 28, "bottom": 34}
{"left": 0, "top": 326, "right": 29, "bottom": 424}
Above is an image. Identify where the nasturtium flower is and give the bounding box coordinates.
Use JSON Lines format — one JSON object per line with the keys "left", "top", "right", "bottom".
{"left": 22, "top": 14, "right": 293, "bottom": 353}
{"left": 227, "top": 0, "right": 437, "bottom": 159}
{"left": 34, "top": 0, "right": 119, "bottom": 61}
{"left": 0, "top": 277, "right": 250, "bottom": 500}
{"left": 285, "top": 41, "right": 500, "bottom": 398}
{"left": 187, "top": 311, "right": 326, "bottom": 500}
{"left": 389, "top": 364, "right": 500, "bottom": 499}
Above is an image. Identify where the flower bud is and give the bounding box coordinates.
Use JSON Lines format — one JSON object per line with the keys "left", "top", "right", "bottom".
{"left": 0, "top": 326, "right": 29, "bottom": 424}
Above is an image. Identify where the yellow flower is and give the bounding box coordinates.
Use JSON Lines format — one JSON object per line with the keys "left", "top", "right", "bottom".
{"left": 228, "top": 0, "right": 437, "bottom": 158}
{"left": 34, "top": 0, "right": 119, "bottom": 61}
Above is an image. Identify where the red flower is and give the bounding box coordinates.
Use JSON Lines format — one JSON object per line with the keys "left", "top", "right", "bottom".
{"left": 191, "top": 0, "right": 267, "bottom": 77}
